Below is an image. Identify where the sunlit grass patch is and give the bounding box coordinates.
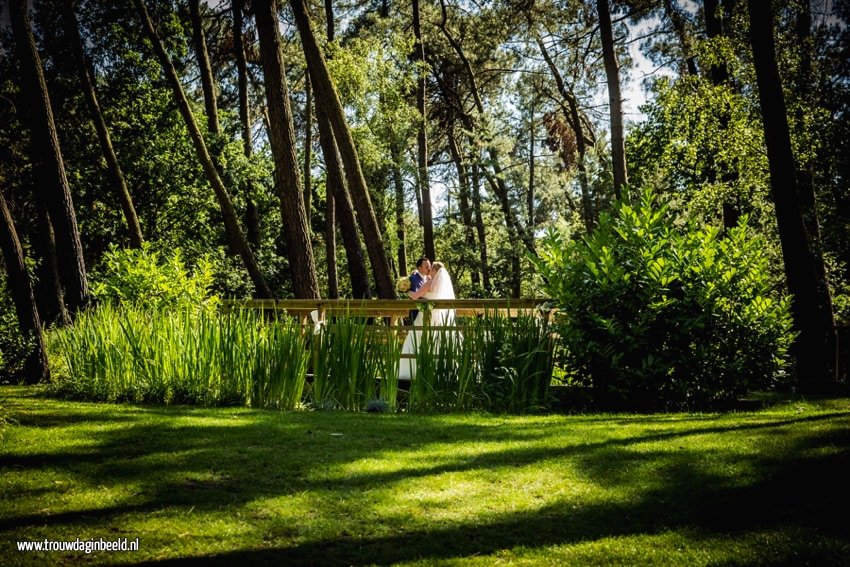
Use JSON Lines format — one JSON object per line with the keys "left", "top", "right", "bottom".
{"left": 0, "top": 387, "right": 848, "bottom": 565}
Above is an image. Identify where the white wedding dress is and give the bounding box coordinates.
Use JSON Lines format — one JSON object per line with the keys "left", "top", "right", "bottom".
{"left": 398, "top": 268, "right": 456, "bottom": 380}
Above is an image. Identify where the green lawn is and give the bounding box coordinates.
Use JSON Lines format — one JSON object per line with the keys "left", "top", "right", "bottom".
{"left": 1, "top": 386, "right": 849, "bottom": 566}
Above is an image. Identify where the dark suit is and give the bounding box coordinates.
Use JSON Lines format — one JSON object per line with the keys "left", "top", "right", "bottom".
{"left": 408, "top": 271, "right": 425, "bottom": 322}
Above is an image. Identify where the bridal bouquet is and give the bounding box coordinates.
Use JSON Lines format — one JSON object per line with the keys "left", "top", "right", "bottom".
{"left": 396, "top": 277, "right": 411, "bottom": 293}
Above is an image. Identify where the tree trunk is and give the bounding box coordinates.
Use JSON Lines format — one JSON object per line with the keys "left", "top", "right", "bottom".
{"left": 32, "top": 203, "right": 70, "bottom": 326}
{"left": 596, "top": 0, "right": 629, "bottom": 199}
{"left": 0, "top": 190, "right": 49, "bottom": 383}
{"left": 703, "top": 0, "right": 730, "bottom": 85}
{"left": 304, "top": 75, "right": 313, "bottom": 229}
{"left": 664, "top": 0, "right": 698, "bottom": 76}
{"left": 528, "top": 104, "right": 535, "bottom": 227}
{"left": 597, "top": 0, "right": 628, "bottom": 199}
{"left": 136, "top": 0, "right": 272, "bottom": 298}
{"left": 322, "top": 0, "right": 339, "bottom": 299}
{"left": 324, "top": 0, "right": 335, "bottom": 40}
{"left": 793, "top": 0, "right": 836, "bottom": 373}
{"left": 747, "top": 0, "right": 835, "bottom": 382}
{"left": 535, "top": 35, "right": 595, "bottom": 232}
{"left": 253, "top": 0, "right": 321, "bottom": 299}
{"left": 703, "top": 0, "right": 740, "bottom": 230}
{"left": 232, "top": 0, "right": 261, "bottom": 248}
{"left": 793, "top": 3, "right": 820, "bottom": 246}
{"left": 11, "top": 0, "right": 89, "bottom": 315}
{"left": 390, "top": 142, "right": 408, "bottom": 277}
{"left": 447, "top": 128, "right": 479, "bottom": 287}
{"left": 63, "top": 0, "right": 143, "bottom": 250}
{"left": 325, "top": 187, "right": 339, "bottom": 299}
{"left": 471, "top": 162, "right": 491, "bottom": 292}
{"left": 412, "top": 0, "right": 435, "bottom": 260}
{"left": 413, "top": 149, "right": 423, "bottom": 227}
{"left": 315, "top": 105, "right": 371, "bottom": 299}
{"left": 511, "top": 254, "right": 521, "bottom": 298}
{"left": 190, "top": 0, "right": 233, "bottom": 258}
{"left": 290, "top": 0, "right": 395, "bottom": 298}
{"left": 189, "top": 0, "right": 220, "bottom": 136}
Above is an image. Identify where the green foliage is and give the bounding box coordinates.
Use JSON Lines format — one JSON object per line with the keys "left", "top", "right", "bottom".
{"left": 309, "top": 316, "right": 382, "bottom": 411}
{"left": 325, "top": 29, "right": 418, "bottom": 185}
{"left": 90, "top": 243, "right": 217, "bottom": 308}
{"left": 832, "top": 277, "right": 850, "bottom": 326}
{"left": 0, "top": 274, "right": 41, "bottom": 382}
{"left": 0, "top": 276, "right": 31, "bottom": 381}
{"left": 627, "top": 76, "right": 772, "bottom": 227}
{"left": 405, "top": 311, "right": 554, "bottom": 413}
{"left": 533, "top": 191, "right": 795, "bottom": 410}
{"left": 47, "top": 301, "right": 554, "bottom": 413}
{"left": 47, "top": 305, "right": 309, "bottom": 409}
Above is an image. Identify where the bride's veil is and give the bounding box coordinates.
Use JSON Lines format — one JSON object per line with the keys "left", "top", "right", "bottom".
{"left": 429, "top": 267, "right": 456, "bottom": 300}
{"left": 428, "top": 265, "right": 456, "bottom": 328}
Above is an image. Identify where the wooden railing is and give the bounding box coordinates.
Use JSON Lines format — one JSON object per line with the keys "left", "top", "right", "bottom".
{"left": 219, "top": 300, "right": 850, "bottom": 382}
{"left": 221, "top": 298, "right": 555, "bottom": 365}
{"left": 221, "top": 298, "right": 553, "bottom": 326}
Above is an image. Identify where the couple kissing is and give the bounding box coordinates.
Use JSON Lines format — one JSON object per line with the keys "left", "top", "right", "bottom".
{"left": 398, "top": 255, "right": 457, "bottom": 380}
{"left": 405, "top": 256, "right": 454, "bottom": 302}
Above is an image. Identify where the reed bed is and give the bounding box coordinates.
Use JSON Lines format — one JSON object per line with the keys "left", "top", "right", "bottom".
{"left": 405, "top": 311, "right": 554, "bottom": 412}
{"left": 309, "top": 316, "right": 381, "bottom": 411}
{"left": 48, "top": 305, "right": 555, "bottom": 413}
{"left": 48, "top": 305, "right": 308, "bottom": 409}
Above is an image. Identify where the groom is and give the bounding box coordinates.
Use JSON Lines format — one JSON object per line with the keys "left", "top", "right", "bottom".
{"left": 407, "top": 256, "right": 431, "bottom": 323}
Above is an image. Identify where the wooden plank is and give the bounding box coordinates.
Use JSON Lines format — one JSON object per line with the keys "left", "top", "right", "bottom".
{"left": 222, "top": 299, "right": 556, "bottom": 341}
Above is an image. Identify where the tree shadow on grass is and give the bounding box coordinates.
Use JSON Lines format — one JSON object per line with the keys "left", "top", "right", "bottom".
{"left": 140, "top": 433, "right": 850, "bottom": 566}
{"left": 1, "top": 389, "right": 849, "bottom": 565}
{"left": 3, "top": 406, "right": 846, "bottom": 503}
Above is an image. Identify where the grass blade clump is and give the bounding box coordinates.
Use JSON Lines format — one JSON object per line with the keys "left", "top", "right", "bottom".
{"left": 407, "top": 324, "right": 437, "bottom": 411}
{"left": 49, "top": 305, "right": 309, "bottom": 408}
{"left": 251, "top": 315, "right": 309, "bottom": 410}
{"left": 309, "top": 315, "right": 378, "bottom": 411}
{"left": 476, "top": 309, "right": 555, "bottom": 412}
{"left": 48, "top": 302, "right": 556, "bottom": 413}
{"left": 376, "top": 326, "right": 401, "bottom": 412}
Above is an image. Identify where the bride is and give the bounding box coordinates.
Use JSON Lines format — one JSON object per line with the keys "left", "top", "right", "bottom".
{"left": 398, "top": 261, "right": 456, "bottom": 380}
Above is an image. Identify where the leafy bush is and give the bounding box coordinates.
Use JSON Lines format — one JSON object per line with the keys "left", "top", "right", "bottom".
{"left": 0, "top": 275, "right": 32, "bottom": 381}
{"left": 533, "top": 191, "right": 794, "bottom": 410}
{"left": 90, "top": 243, "right": 217, "bottom": 308}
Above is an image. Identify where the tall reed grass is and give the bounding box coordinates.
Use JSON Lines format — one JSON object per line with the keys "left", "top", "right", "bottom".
{"left": 404, "top": 310, "right": 554, "bottom": 412}
{"left": 48, "top": 305, "right": 555, "bottom": 413}
{"left": 476, "top": 311, "right": 555, "bottom": 412}
{"left": 48, "top": 305, "right": 308, "bottom": 409}
{"left": 375, "top": 326, "right": 402, "bottom": 412}
{"left": 309, "top": 316, "right": 380, "bottom": 410}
